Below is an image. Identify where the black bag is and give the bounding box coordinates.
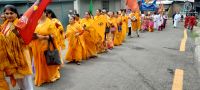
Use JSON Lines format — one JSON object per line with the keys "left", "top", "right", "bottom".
{"left": 118, "top": 25, "right": 122, "bottom": 32}
{"left": 105, "top": 24, "right": 110, "bottom": 33}
{"left": 44, "top": 35, "right": 61, "bottom": 65}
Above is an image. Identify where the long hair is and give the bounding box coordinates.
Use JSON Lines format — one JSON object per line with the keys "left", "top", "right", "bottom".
{"left": 45, "top": 9, "right": 57, "bottom": 18}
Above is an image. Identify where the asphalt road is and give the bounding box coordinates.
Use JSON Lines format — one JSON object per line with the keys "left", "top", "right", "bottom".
{"left": 11, "top": 20, "right": 200, "bottom": 90}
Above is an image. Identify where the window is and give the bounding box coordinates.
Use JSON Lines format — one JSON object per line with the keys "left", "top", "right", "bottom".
{"left": 102, "top": 0, "right": 109, "bottom": 11}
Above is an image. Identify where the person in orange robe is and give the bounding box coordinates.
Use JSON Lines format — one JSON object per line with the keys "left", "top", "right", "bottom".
{"left": 121, "top": 9, "right": 128, "bottom": 42}
{"left": 108, "top": 11, "right": 121, "bottom": 46}
{"left": 74, "top": 14, "right": 81, "bottom": 24}
{"left": 137, "top": 11, "right": 142, "bottom": 31}
{"left": 0, "top": 5, "right": 33, "bottom": 90}
{"left": 94, "top": 9, "right": 106, "bottom": 42}
{"left": 102, "top": 10, "right": 114, "bottom": 49}
{"left": 31, "top": 12, "right": 60, "bottom": 86}
{"left": 46, "top": 9, "right": 65, "bottom": 50}
{"left": 65, "top": 16, "right": 86, "bottom": 65}
{"left": 129, "top": 10, "right": 140, "bottom": 37}
{"left": 80, "top": 11, "right": 98, "bottom": 58}
{"left": 45, "top": 9, "right": 65, "bottom": 65}
{"left": 117, "top": 10, "right": 123, "bottom": 44}
{"left": 94, "top": 9, "right": 107, "bottom": 53}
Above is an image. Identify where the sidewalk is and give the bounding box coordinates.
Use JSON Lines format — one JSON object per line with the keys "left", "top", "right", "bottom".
{"left": 193, "top": 25, "right": 200, "bottom": 77}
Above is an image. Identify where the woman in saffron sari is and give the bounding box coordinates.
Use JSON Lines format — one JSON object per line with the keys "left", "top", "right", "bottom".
{"left": 45, "top": 9, "right": 65, "bottom": 64}
{"left": 65, "top": 16, "right": 86, "bottom": 65}
{"left": 0, "top": 5, "right": 33, "bottom": 90}
{"left": 129, "top": 10, "right": 140, "bottom": 37}
{"left": 121, "top": 9, "right": 128, "bottom": 42}
{"left": 80, "top": 11, "right": 98, "bottom": 58}
{"left": 94, "top": 9, "right": 107, "bottom": 53}
{"left": 31, "top": 12, "right": 60, "bottom": 86}
{"left": 108, "top": 12, "right": 120, "bottom": 46}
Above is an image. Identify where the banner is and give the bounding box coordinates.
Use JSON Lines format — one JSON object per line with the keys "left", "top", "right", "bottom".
{"left": 15, "top": 0, "right": 51, "bottom": 44}
{"left": 141, "top": 0, "right": 157, "bottom": 11}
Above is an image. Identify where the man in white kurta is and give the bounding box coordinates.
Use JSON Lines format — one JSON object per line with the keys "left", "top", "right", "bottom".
{"left": 173, "top": 13, "right": 181, "bottom": 28}
{"left": 153, "top": 13, "right": 158, "bottom": 30}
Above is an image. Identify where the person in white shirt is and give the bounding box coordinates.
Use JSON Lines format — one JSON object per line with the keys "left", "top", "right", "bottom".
{"left": 173, "top": 12, "right": 181, "bottom": 28}
{"left": 157, "top": 13, "right": 163, "bottom": 31}
{"left": 153, "top": 12, "right": 159, "bottom": 30}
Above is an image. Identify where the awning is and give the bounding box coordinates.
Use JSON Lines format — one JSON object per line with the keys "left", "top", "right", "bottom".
{"left": 156, "top": 1, "right": 173, "bottom": 4}
{"left": 174, "top": 0, "right": 194, "bottom": 2}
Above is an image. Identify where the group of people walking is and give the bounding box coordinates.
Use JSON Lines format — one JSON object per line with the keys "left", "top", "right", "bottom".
{"left": 140, "top": 11, "right": 168, "bottom": 32}
{"left": 65, "top": 9, "right": 144, "bottom": 64}
{"left": 0, "top": 4, "right": 171, "bottom": 90}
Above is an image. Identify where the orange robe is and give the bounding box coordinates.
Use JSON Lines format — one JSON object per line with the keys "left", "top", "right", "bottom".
{"left": 94, "top": 15, "right": 108, "bottom": 52}
{"left": 31, "top": 18, "right": 60, "bottom": 86}
{"left": 122, "top": 15, "right": 128, "bottom": 41}
{"left": 108, "top": 17, "right": 121, "bottom": 46}
{"left": 137, "top": 12, "right": 141, "bottom": 31}
{"left": 52, "top": 18, "right": 65, "bottom": 50}
{"left": 80, "top": 18, "right": 98, "bottom": 57}
{"left": 51, "top": 18, "right": 65, "bottom": 64}
{"left": 130, "top": 12, "right": 140, "bottom": 31}
{"left": 0, "top": 19, "right": 33, "bottom": 89}
{"left": 94, "top": 15, "right": 107, "bottom": 42}
{"left": 0, "top": 72, "right": 9, "bottom": 90}
{"left": 65, "top": 23, "right": 86, "bottom": 61}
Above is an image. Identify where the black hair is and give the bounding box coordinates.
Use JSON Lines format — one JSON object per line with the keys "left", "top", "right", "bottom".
{"left": 117, "top": 11, "right": 120, "bottom": 15}
{"left": 74, "top": 14, "right": 80, "bottom": 17}
{"left": 120, "top": 9, "right": 124, "bottom": 12}
{"left": 4, "top": 5, "right": 20, "bottom": 18}
{"left": 45, "top": 9, "right": 57, "bottom": 18}
{"left": 19, "top": 13, "right": 23, "bottom": 18}
{"left": 112, "top": 12, "right": 115, "bottom": 15}
{"left": 86, "top": 11, "right": 92, "bottom": 16}
{"left": 72, "top": 16, "right": 76, "bottom": 20}
{"left": 97, "top": 9, "right": 102, "bottom": 13}
{"left": 122, "top": 9, "right": 126, "bottom": 13}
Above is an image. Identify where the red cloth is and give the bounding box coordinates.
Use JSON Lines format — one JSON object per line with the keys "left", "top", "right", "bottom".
{"left": 189, "top": 16, "right": 196, "bottom": 26}
{"left": 126, "top": 0, "right": 139, "bottom": 11}
{"left": 15, "top": 0, "right": 51, "bottom": 44}
{"left": 184, "top": 16, "right": 190, "bottom": 28}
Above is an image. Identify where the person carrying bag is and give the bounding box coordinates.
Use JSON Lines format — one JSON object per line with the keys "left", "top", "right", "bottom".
{"left": 44, "top": 35, "right": 61, "bottom": 65}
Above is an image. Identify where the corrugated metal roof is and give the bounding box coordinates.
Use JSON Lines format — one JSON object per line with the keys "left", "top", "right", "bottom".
{"left": 174, "top": 0, "right": 194, "bottom": 2}
{"left": 0, "top": 0, "right": 75, "bottom": 4}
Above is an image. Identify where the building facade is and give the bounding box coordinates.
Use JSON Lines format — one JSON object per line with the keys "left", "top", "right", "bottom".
{"left": 74, "top": 0, "right": 126, "bottom": 17}
{"left": 0, "top": 0, "right": 75, "bottom": 27}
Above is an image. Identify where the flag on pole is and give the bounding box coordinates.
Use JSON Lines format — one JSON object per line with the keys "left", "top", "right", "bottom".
{"left": 126, "top": 0, "right": 140, "bottom": 11}
{"left": 15, "top": 0, "right": 51, "bottom": 44}
{"left": 89, "top": 0, "right": 93, "bottom": 14}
